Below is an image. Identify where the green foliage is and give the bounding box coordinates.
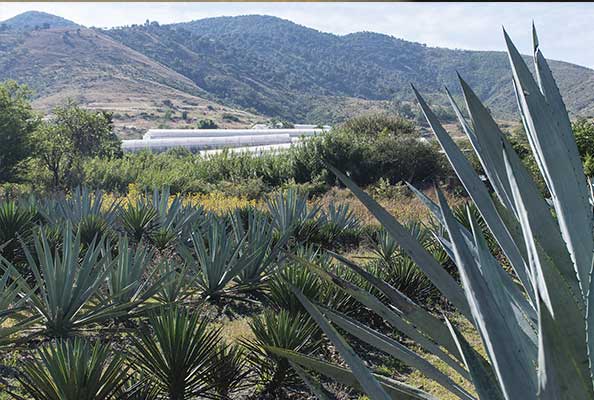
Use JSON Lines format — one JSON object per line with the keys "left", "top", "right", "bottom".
{"left": 196, "top": 118, "right": 218, "bottom": 129}
{"left": 16, "top": 338, "right": 128, "bottom": 400}
{"left": 241, "top": 310, "right": 321, "bottom": 394}
{"left": 0, "top": 81, "right": 39, "bottom": 182}
{"left": 29, "top": 102, "right": 121, "bottom": 190}
{"left": 128, "top": 307, "right": 222, "bottom": 400}
{"left": 291, "top": 115, "right": 442, "bottom": 187}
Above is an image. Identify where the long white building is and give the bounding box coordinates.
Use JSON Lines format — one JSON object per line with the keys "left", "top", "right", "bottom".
{"left": 122, "top": 126, "right": 330, "bottom": 154}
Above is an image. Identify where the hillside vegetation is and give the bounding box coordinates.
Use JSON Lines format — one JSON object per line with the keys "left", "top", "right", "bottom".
{"left": 2, "top": 12, "right": 594, "bottom": 126}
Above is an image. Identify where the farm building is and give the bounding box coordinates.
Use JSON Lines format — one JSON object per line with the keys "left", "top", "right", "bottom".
{"left": 122, "top": 126, "right": 330, "bottom": 154}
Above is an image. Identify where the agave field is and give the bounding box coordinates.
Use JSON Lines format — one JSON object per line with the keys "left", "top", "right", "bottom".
{"left": 0, "top": 184, "right": 452, "bottom": 399}
{"left": 1, "top": 26, "right": 591, "bottom": 400}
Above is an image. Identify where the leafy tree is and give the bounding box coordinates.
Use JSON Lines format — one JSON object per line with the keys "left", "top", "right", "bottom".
{"left": 196, "top": 119, "right": 218, "bottom": 129}
{"left": 31, "top": 122, "right": 76, "bottom": 189}
{"left": 51, "top": 101, "right": 121, "bottom": 157}
{"left": 31, "top": 102, "right": 121, "bottom": 189}
{"left": 573, "top": 118, "right": 594, "bottom": 159}
{"left": 0, "top": 81, "right": 39, "bottom": 182}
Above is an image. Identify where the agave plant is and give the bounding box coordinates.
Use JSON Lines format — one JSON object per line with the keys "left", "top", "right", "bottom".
{"left": 0, "top": 266, "right": 36, "bottom": 344}
{"left": 271, "top": 28, "right": 594, "bottom": 399}
{"left": 153, "top": 260, "right": 193, "bottom": 305}
{"left": 208, "top": 343, "right": 250, "bottom": 399}
{"left": 18, "top": 224, "right": 126, "bottom": 337}
{"left": 40, "top": 187, "right": 119, "bottom": 227}
{"left": 15, "top": 338, "right": 128, "bottom": 400}
{"left": 0, "top": 199, "right": 38, "bottom": 264}
{"left": 229, "top": 208, "right": 281, "bottom": 289}
{"left": 241, "top": 310, "right": 321, "bottom": 396}
{"left": 103, "top": 235, "right": 169, "bottom": 317}
{"left": 266, "top": 188, "right": 321, "bottom": 240}
{"left": 181, "top": 216, "right": 264, "bottom": 299}
{"left": 317, "top": 201, "right": 362, "bottom": 244}
{"left": 119, "top": 201, "right": 159, "bottom": 244}
{"left": 128, "top": 307, "right": 222, "bottom": 400}
{"left": 148, "top": 188, "right": 201, "bottom": 251}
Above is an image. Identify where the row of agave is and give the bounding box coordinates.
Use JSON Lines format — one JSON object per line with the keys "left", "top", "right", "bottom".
{"left": 0, "top": 186, "right": 365, "bottom": 340}
{"left": 276, "top": 27, "right": 594, "bottom": 399}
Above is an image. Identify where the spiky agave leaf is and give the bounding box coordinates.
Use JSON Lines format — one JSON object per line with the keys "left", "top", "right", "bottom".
{"left": 17, "top": 338, "right": 128, "bottom": 400}
{"left": 20, "top": 223, "right": 128, "bottom": 337}
{"left": 128, "top": 306, "right": 222, "bottom": 400}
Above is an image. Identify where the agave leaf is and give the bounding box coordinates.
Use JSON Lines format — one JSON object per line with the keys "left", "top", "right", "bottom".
{"left": 297, "top": 257, "right": 470, "bottom": 380}
{"left": 406, "top": 183, "right": 537, "bottom": 328}
{"left": 412, "top": 86, "right": 532, "bottom": 301}
{"left": 535, "top": 297, "right": 592, "bottom": 399}
{"left": 444, "top": 317, "right": 504, "bottom": 400}
{"left": 328, "top": 250, "right": 465, "bottom": 362}
{"left": 325, "top": 162, "right": 471, "bottom": 319}
{"left": 504, "top": 29, "right": 593, "bottom": 299}
{"left": 503, "top": 143, "right": 593, "bottom": 397}
{"left": 320, "top": 306, "right": 475, "bottom": 400}
{"left": 437, "top": 188, "right": 537, "bottom": 399}
{"left": 269, "top": 347, "right": 438, "bottom": 400}
{"left": 445, "top": 86, "right": 515, "bottom": 214}
{"left": 465, "top": 207, "right": 537, "bottom": 357}
{"left": 290, "top": 285, "right": 392, "bottom": 400}
{"left": 289, "top": 360, "right": 337, "bottom": 400}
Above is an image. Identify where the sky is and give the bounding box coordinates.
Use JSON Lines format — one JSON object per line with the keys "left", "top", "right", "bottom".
{"left": 1, "top": 2, "right": 593, "bottom": 68}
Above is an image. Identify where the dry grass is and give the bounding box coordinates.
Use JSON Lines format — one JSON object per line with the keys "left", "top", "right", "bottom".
{"left": 315, "top": 186, "right": 467, "bottom": 226}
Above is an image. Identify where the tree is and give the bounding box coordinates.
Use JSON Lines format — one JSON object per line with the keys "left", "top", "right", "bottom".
{"left": 31, "top": 122, "right": 76, "bottom": 189}
{"left": 31, "top": 102, "right": 121, "bottom": 189}
{"left": 572, "top": 118, "right": 594, "bottom": 158}
{"left": 51, "top": 101, "right": 121, "bottom": 157}
{"left": 0, "top": 81, "right": 39, "bottom": 182}
{"left": 196, "top": 119, "right": 218, "bottom": 129}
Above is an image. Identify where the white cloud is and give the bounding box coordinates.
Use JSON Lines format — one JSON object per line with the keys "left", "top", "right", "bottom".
{"left": 1, "top": 2, "right": 593, "bottom": 67}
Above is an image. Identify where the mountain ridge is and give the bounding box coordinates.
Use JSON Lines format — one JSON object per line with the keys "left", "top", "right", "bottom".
{"left": 2, "top": 11, "right": 594, "bottom": 128}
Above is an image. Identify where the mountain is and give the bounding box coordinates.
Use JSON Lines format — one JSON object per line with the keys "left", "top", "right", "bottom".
{"left": 0, "top": 23, "right": 261, "bottom": 137}
{"left": 100, "top": 15, "right": 594, "bottom": 122}
{"left": 0, "top": 11, "right": 79, "bottom": 30}
{"left": 2, "top": 12, "right": 594, "bottom": 130}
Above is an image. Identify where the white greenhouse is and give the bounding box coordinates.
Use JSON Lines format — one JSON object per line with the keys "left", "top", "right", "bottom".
{"left": 142, "top": 128, "right": 328, "bottom": 140}
{"left": 122, "top": 126, "right": 330, "bottom": 155}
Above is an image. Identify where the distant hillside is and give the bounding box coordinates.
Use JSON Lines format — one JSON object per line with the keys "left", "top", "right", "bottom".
{"left": 102, "top": 15, "right": 594, "bottom": 122}
{"left": 0, "top": 24, "right": 262, "bottom": 137}
{"left": 2, "top": 12, "right": 594, "bottom": 127}
{"left": 1, "top": 11, "right": 79, "bottom": 30}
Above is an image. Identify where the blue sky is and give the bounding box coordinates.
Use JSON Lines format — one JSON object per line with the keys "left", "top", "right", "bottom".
{"left": 2, "top": 2, "right": 593, "bottom": 68}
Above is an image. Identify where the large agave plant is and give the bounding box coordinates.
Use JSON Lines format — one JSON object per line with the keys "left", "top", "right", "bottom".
{"left": 40, "top": 187, "right": 119, "bottom": 227}
{"left": 128, "top": 307, "right": 222, "bottom": 400}
{"left": 181, "top": 216, "right": 266, "bottom": 299}
{"left": 15, "top": 338, "right": 128, "bottom": 400}
{"left": 272, "top": 28, "right": 594, "bottom": 399}
{"left": 18, "top": 224, "right": 127, "bottom": 337}
{"left": 230, "top": 208, "right": 282, "bottom": 289}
